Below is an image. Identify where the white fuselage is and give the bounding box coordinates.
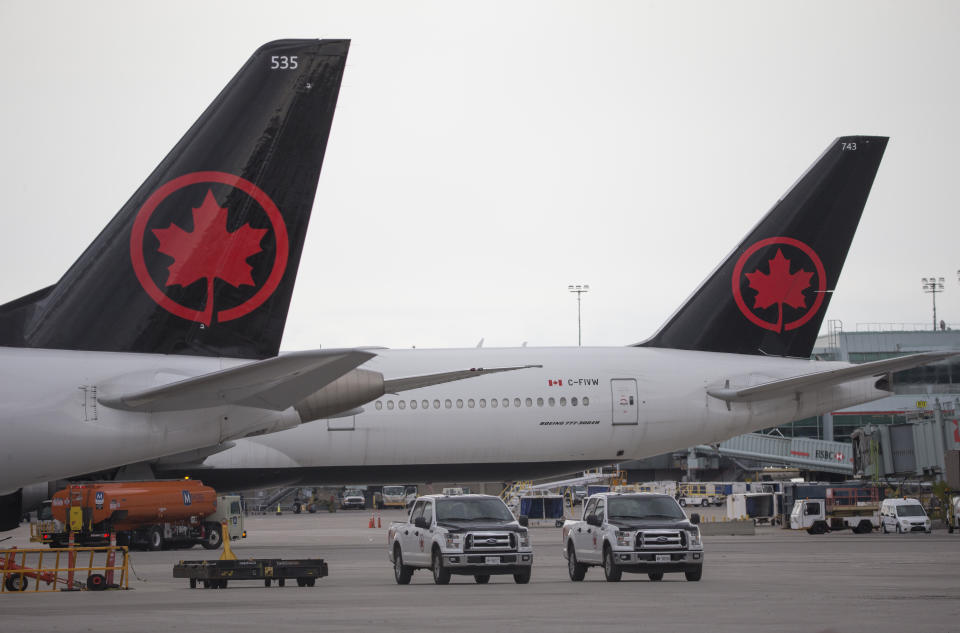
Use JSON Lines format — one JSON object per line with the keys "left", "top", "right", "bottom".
{"left": 199, "top": 346, "right": 887, "bottom": 484}
{"left": 0, "top": 348, "right": 296, "bottom": 495}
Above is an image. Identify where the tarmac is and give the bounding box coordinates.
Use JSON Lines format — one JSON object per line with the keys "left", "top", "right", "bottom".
{"left": 1, "top": 508, "right": 958, "bottom": 633}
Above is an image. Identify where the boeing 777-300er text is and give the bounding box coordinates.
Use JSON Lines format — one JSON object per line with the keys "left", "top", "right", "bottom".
{"left": 144, "top": 136, "right": 955, "bottom": 491}
{"left": 0, "top": 40, "right": 532, "bottom": 529}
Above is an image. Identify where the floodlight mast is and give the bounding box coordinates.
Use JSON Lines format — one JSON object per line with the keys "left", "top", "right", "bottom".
{"left": 568, "top": 284, "right": 589, "bottom": 347}
{"left": 922, "top": 276, "right": 944, "bottom": 331}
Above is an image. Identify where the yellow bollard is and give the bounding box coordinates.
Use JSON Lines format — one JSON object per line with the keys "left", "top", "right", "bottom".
{"left": 219, "top": 521, "right": 237, "bottom": 561}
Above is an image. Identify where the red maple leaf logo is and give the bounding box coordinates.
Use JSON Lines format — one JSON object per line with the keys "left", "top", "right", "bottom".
{"left": 152, "top": 189, "right": 267, "bottom": 326}
{"left": 744, "top": 249, "right": 813, "bottom": 333}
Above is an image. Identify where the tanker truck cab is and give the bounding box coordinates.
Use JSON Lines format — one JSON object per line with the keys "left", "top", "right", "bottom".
{"left": 880, "top": 498, "right": 932, "bottom": 534}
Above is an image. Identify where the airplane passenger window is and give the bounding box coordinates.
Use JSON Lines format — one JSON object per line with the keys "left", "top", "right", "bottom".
{"left": 433, "top": 400, "right": 441, "bottom": 409}
{"left": 536, "top": 397, "right": 544, "bottom": 407}
{"left": 422, "top": 400, "right": 429, "bottom": 410}
{"left": 583, "top": 397, "right": 590, "bottom": 406}
{"left": 571, "top": 397, "right": 578, "bottom": 406}
{"left": 560, "top": 397, "right": 567, "bottom": 406}
{"left": 445, "top": 399, "right": 452, "bottom": 409}
{"left": 479, "top": 399, "right": 486, "bottom": 408}
{"left": 410, "top": 400, "right": 417, "bottom": 409}
{"left": 525, "top": 398, "right": 532, "bottom": 407}
{"left": 387, "top": 401, "right": 395, "bottom": 410}
{"left": 375, "top": 401, "right": 383, "bottom": 410}
{"left": 491, "top": 399, "right": 498, "bottom": 408}
{"left": 468, "top": 399, "right": 475, "bottom": 408}
{"left": 399, "top": 401, "right": 406, "bottom": 410}
{"left": 456, "top": 399, "right": 463, "bottom": 409}
{"left": 503, "top": 399, "right": 510, "bottom": 408}
{"left": 514, "top": 398, "right": 521, "bottom": 407}
{"left": 548, "top": 397, "right": 555, "bottom": 406}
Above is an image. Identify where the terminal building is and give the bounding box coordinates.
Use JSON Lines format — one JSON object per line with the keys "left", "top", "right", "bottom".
{"left": 622, "top": 321, "right": 960, "bottom": 482}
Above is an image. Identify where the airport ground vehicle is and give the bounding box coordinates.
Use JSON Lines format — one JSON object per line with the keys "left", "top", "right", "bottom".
{"left": 388, "top": 494, "right": 533, "bottom": 585}
{"left": 726, "top": 492, "right": 779, "bottom": 524}
{"left": 948, "top": 496, "right": 960, "bottom": 533}
{"left": 562, "top": 492, "right": 703, "bottom": 582}
{"left": 340, "top": 489, "right": 366, "bottom": 510}
{"left": 676, "top": 483, "right": 722, "bottom": 507}
{"left": 879, "top": 498, "right": 932, "bottom": 534}
{"left": 789, "top": 487, "right": 880, "bottom": 534}
{"left": 33, "top": 482, "right": 243, "bottom": 550}
{"left": 382, "top": 486, "right": 418, "bottom": 509}
{"left": 174, "top": 557, "right": 327, "bottom": 588}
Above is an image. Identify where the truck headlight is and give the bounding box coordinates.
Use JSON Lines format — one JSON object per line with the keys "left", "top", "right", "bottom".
{"left": 616, "top": 531, "right": 632, "bottom": 547}
{"left": 444, "top": 533, "right": 461, "bottom": 550}
{"left": 688, "top": 528, "right": 702, "bottom": 547}
{"left": 519, "top": 531, "right": 530, "bottom": 548}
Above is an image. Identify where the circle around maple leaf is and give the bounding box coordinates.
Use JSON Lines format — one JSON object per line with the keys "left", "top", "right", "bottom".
{"left": 731, "top": 236, "right": 826, "bottom": 333}
{"left": 130, "top": 171, "right": 289, "bottom": 325}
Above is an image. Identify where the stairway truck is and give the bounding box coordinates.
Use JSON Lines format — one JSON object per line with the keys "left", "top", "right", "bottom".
{"left": 789, "top": 487, "right": 882, "bottom": 534}
{"left": 39, "top": 481, "right": 243, "bottom": 550}
{"left": 387, "top": 494, "right": 533, "bottom": 585}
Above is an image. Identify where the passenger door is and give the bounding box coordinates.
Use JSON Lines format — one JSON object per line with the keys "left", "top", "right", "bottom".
{"left": 611, "top": 379, "right": 638, "bottom": 425}
{"left": 403, "top": 501, "right": 426, "bottom": 566}
{"left": 571, "top": 498, "right": 597, "bottom": 560}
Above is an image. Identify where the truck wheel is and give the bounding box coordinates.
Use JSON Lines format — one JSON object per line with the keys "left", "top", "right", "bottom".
{"left": 474, "top": 575, "right": 490, "bottom": 584}
{"left": 264, "top": 579, "right": 271, "bottom": 587}
{"left": 393, "top": 546, "right": 413, "bottom": 585}
{"left": 431, "top": 549, "right": 451, "bottom": 585}
{"left": 5, "top": 574, "right": 28, "bottom": 591}
{"left": 307, "top": 578, "right": 316, "bottom": 587}
{"left": 513, "top": 569, "right": 531, "bottom": 584}
{"left": 278, "top": 578, "right": 285, "bottom": 587}
{"left": 189, "top": 579, "right": 197, "bottom": 589}
{"left": 701, "top": 499, "right": 709, "bottom": 507}
{"left": 602, "top": 546, "right": 622, "bottom": 582}
{"left": 648, "top": 572, "right": 664, "bottom": 581}
{"left": 685, "top": 567, "right": 703, "bottom": 582}
{"left": 948, "top": 523, "right": 954, "bottom": 534}
{"left": 147, "top": 525, "right": 164, "bottom": 551}
{"left": 567, "top": 545, "right": 587, "bottom": 581}
{"left": 202, "top": 523, "right": 223, "bottom": 550}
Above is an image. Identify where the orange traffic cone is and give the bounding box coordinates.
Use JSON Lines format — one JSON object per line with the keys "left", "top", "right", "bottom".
{"left": 368, "top": 512, "right": 375, "bottom": 528}
{"left": 377, "top": 511, "right": 381, "bottom": 528}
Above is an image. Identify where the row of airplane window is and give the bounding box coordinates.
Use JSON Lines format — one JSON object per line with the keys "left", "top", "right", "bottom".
{"left": 374, "top": 395, "right": 591, "bottom": 411}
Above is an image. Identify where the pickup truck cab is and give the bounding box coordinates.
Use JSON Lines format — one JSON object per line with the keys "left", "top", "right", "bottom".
{"left": 562, "top": 492, "right": 703, "bottom": 582}
{"left": 387, "top": 494, "right": 533, "bottom": 585}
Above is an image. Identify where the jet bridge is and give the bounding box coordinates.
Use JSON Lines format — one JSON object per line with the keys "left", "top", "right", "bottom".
{"left": 695, "top": 432, "right": 854, "bottom": 475}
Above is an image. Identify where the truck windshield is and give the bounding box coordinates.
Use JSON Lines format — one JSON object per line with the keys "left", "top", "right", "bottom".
{"left": 382, "top": 486, "right": 404, "bottom": 496}
{"left": 344, "top": 490, "right": 364, "bottom": 497}
{"left": 895, "top": 505, "right": 926, "bottom": 517}
{"left": 436, "top": 498, "right": 514, "bottom": 522}
{"left": 608, "top": 496, "right": 685, "bottom": 520}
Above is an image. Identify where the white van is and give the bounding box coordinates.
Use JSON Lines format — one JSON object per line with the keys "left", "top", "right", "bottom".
{"left": 879, "top": 498, "right": 931, "bottom": 534}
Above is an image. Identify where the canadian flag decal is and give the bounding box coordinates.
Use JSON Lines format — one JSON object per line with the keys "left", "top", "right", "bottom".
{"left": 548, "top": 379, "right": 563, "bottom": 387}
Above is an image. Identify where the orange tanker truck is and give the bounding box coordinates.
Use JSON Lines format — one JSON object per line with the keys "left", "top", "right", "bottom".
{"left": 33, "top": 480, "right": 244, "bottom": 550}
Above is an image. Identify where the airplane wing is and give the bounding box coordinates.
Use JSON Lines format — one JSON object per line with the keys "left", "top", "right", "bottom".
{"left": 384, "top": 365, "right": 542, "bottom": 394}
{"left": 706, "top": 352, "right": 957, "bottom": 403}
{"left": 99, "top": 349, "right": 376, "bottom": 412}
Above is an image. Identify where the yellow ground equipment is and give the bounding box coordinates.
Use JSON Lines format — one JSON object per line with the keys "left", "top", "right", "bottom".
{"left": 1, "top": 545, "right": 129, "bottom": 593}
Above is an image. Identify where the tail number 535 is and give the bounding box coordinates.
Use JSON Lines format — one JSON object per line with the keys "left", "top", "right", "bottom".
{"left": 271, "top": 56, "right": 299, "bottom": 70}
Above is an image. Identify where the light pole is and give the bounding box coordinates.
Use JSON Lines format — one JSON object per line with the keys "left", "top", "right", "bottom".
{"left": 922, "top": 276, "right": 944, "bottom": 331}
{"left": 568, "top": 284, "right": 589, "bottom": 346}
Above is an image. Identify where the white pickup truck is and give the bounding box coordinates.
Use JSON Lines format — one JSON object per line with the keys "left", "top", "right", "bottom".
{"left": 387, "top": 494, "right": 533, "bottom": 585}
{"left": 562, "top": 492, "right": 704, "bottom": 582}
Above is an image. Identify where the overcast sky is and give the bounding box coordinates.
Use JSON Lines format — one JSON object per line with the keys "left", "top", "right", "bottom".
{"left": 1, "top": 1, "right": 958, "bottom": 351}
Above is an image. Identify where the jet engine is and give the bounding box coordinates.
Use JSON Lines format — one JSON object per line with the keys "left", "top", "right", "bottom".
{"left": 294, "top": 369, "right": 384, "bottom": 423}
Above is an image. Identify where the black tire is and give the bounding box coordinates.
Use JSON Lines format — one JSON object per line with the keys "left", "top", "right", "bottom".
{"left": 948, "top": 523, "right": 954, "bottom": 534}
{"left": 264, "top": 579, "right": 271, "bottom": 587}
{"left": 306, "top": 578, "right": 316, "bottom": 587}
{"left": 297, "top": 578, "right": 306, "bottom": 587}
{"left": 393, "top": 546, "right": 413, "bottom": 585}
{"left": 432, "top": 549, "right": 450, "bottom": 585}
{"left": 567, "top": 545, "right": 587, "bottom": 581}
{"left": 513, "top": 569, "right": 531, "bottom": 584}
{"left": 685, "top": 567, "right": 703, "bottom": 582}
{"left": 147, "top": 525, "right": 164, "bottom": 551}
{"left": 189, "top": 578, "right": 197, "bottom": 589}
{"left": 201, "top": 523, "right": 223, "bottom": 550}
{"left": 474, "top": 574, "right": 490, "bottom": 584}
{"left": 278, "top": 578, "right": 285, "bottom": 587}
{"left": 203, "top": 580, "right": 211, "bottom": 589}
{"left": 602, "top": 546, "right": 622, "bottom": 582}
{"left": 86, "top": 573, "right": 107, "bottom": 591}
{"left": 648, "top": 572, "right": 664, "bottom": 581}
{"left": 4, "top": 574, "right": 28, "bottom": 592}
{"left": 219, "top": 580, "right": 228, "bottom": 589}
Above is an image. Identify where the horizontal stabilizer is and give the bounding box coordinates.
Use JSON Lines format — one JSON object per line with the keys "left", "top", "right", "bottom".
{"left": 99, "top": 349, "right": 375, "bottom": 412}
{"left": 384, "top": 365, "right": 542, "bottom": 394}
{"left": 707, "top": 352, "right": 957, "bottom": 403}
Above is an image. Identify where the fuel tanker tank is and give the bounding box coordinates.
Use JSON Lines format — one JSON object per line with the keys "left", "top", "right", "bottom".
{"left": 51, "top": 480, "right": 217, "bottom": 532}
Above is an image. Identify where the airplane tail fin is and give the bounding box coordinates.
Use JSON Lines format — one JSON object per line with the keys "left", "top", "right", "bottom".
{"left": 0, "top": 39, "right": 349, "bottom": 359}
{"left": 638, "top": 136, "right": 888, "bottom": 357}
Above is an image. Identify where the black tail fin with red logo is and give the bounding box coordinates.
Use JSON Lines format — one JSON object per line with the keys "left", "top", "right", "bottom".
{"left": 0, "top": 40, "right": 348, "bottom": 359}
{"left": 638, "top": 136, "right": 888, "bottom": 357}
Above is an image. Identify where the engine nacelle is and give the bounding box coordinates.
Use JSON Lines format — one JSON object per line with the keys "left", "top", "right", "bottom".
{"left": 295, "top": 369, "right": 385, "bottom": 423}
